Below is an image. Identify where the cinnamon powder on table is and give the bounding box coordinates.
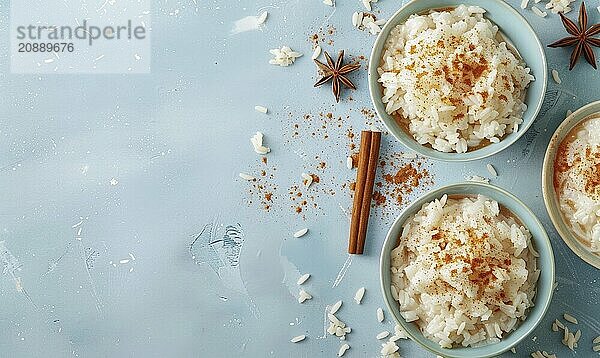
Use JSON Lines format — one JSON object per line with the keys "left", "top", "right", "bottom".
{"left": 244, "top": 157, "right": 278, "bottom": 212}
{"left": 349, "top": 153, "right": 433, "bottom": 219}
{"left": 382, "top": 162, "right": 426, "bottom": 205}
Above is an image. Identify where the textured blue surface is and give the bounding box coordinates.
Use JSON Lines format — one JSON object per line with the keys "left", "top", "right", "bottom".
{"left": 0, "top": 0, "right": 600, "bottom": 357}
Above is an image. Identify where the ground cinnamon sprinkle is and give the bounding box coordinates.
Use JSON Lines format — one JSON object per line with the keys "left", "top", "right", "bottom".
{"left": 247, "top": 179, "right": 278, "bottom": 212}
{"left": 383, "top": 163, "right": 422, "bottom": 194}
{"left": 373, "top": 191, "right": 386, "bottom": 206}
{"left": 308, "top": 25, "right": 336, "bottom": 47}
{"left": 289, "top": 183, "right": 321, "bottom": 219}
{"left": 383, "top": 159, "right": 431, "bottom": 205}
{"left": 348, "top": 152, "right": 433, "bottom": 219}
{"left": 244, "top": 160, "right": 278, "bottom": 212}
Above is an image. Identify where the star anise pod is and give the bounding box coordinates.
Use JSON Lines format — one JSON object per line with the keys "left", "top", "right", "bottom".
{"left": 313, "top": 50, "right": 360, "bottom": 102}
{"left": 548, "top": 2, "right": 600, "bottom": 70}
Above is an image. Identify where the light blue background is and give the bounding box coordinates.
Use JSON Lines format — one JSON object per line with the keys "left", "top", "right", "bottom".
{"left": 0, "top": 0, "right": 599, "bottom": 357}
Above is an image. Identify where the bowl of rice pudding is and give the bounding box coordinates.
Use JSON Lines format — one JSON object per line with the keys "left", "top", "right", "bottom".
{"left": 543, "top": 100, "right": 600, "bottom": 269}
{"left": 380, "top": 182, "right": 555, "bottom": 357}
{"left": 368, "top": 0, "right": 547, "bottom": 161}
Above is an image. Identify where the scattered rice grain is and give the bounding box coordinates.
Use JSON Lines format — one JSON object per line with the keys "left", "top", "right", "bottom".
{"left": 380, "top": 340, "right": 399, "bottom": 355}
{"left": 354, "top": 287, "right": 365, "bottom": 304}
{"left": 551, "top": 69, "right": 562, "bottom": 84}
{"left": 254, "top": 105, "right": 268, "bottom": 114}
{"left": 256, "top": 11, "right": 268, "bottom": 25}
{"left": 466, "top": 175, "right": 490, "bottom": 183}
{"left": 377, "top": 307, "right": 384, "bottom": 322}
{"left": 297, "top": 273, "right": 310, "bottom": 285}
{"left": 487, "top": 163, "right": 498, "bottom": 177}
{"left": 521, "top": 0, "right": 529, "bottom": 9}
{"left": 239, "top": 173, "right": 255, "bottom": 181}
{"left": 290, "top": 335, "right": 306, "bottom": 343}
{"left": 330, "top": 300, "right": 343, "bottom": 314}
{"left": 269, "top": 46, "right": 302, "bottom": 67}
{"left": 312, "top": 45, "right": 322, "bottom": 60}
{"left": 250, "top": 132, "right": 271, "bottom": 154}
{"left": 293, "top": 228, "right": 309, "bottom": 238}
{"left": 564, "top": 313, "right": 578, "bottom": 324}
{"left": 574, "top": 329, "right": 581, "bottom": 342}
{"left": 338, "top": 343, "right": 350, "bottom": 356}
{"left": 546, "top": 0, "right": 575, "bottom": 13}
{"left": 298, "top": 289, "right": 312, "bottom": 303}
{"left": 532, "top": 6, "right": 547, "bottom": 17}
{"left": 376, "top": 331, "right": 390, "bottom": 339}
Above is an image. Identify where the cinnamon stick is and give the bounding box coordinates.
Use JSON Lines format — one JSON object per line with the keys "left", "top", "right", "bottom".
{"left": 356, "top": 131, "right": 381, "bottom": 254}
{"left": 348, "top": 131, "right": 372, "bottom": 254}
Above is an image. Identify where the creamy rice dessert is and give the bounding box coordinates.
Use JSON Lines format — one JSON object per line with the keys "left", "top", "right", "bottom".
{"left": 390, "top": 195, "right": 539, "bottom": 348}
{"left": 378, "top": 5, "right": 534, "bottom": 153}
{"left": 554, "top": 113, "right": 600, "bottom": 253}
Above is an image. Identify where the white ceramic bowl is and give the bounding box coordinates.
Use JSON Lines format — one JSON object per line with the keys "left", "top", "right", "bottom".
{"left": 542, "top": 100, "right": 600, "bottom": 269}
{"left": 380, "top": 182, "right": 555, "bottom": 357}
{"left": 368, "top": 0, "right": 547, "bottom": 161}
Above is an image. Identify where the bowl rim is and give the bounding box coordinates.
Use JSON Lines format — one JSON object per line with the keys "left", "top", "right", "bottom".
{"left": 379, "top": 182, "right": 555, "bottom": 357}
{"left": 541, "top": 99, "right": 600, "bottom": 270}
{"left": 368, "top": 0, "right": 548, "bottom": 162}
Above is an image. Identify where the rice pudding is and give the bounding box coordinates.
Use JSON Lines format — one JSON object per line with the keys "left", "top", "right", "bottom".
{"left": 390, "top": 195, "right": 539, "bottom": 348}
{"left": 377, "top": 5, "right": 533, "bottom": 153}
{"left": 554, "top": 112, "right": 600, "bottom": 253}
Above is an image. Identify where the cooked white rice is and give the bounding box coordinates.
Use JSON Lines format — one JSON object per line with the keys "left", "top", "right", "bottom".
{"left": 390, "top": 195, "right": 539, "bottom": 348}
{"left": 377, "top": 5, "right": 533, "bottom": 153}
{"left": 555, "top": 114, "right": 600, "bottom": 252}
